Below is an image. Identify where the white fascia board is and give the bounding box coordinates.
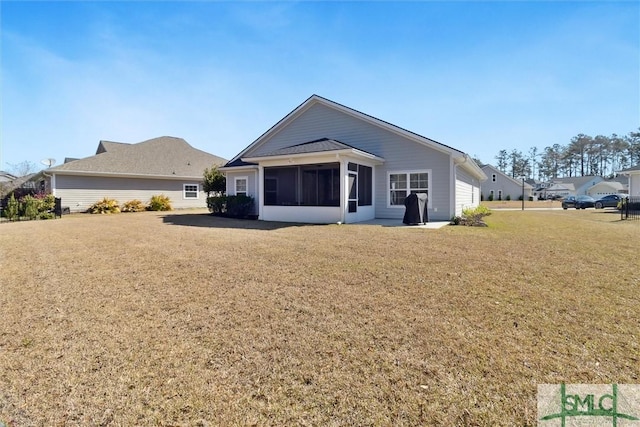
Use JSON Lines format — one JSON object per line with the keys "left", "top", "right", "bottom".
{"left": 218, "top": 164, "right": 259, "bottom": 173}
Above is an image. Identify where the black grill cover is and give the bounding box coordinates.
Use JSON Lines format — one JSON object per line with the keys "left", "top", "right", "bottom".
{"left": 402, "top": 192, "right": 429, "bottom": 225}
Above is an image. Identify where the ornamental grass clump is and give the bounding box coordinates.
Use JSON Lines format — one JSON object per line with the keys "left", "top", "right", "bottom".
{"left": 88, "top": 197, "right": 120, "bottom": 214}
{"left": 147, "top": 194, "right": 172, "bottom": 211}
{"left": 452, "top": 205, "right": 492, "bottom": 226}
{"left": 121, "top": 199, "right": 146, "bottom": 213}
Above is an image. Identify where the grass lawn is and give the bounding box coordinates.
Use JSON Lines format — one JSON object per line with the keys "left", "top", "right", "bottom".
{"left": 1, "top": 209, "right": 638, "bottom": 426}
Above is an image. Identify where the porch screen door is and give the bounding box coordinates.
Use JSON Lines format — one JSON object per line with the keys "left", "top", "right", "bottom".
{"left": 348, "top": 172, "right": 357, "bottom": 213}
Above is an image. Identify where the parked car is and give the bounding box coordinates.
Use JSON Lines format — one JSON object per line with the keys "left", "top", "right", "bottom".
{"left": 594, "top": 194, "right": 624, "bottom": 209}
{"left": 561, "top": 196, "right": 576, "bottom": 209}
{"left": 562, "top": 195, "right": 596, "bottom": 209}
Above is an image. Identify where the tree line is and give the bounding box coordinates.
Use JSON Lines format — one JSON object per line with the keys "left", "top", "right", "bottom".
{"left": 486, "top": 129, "right": 640, "bottom": 181}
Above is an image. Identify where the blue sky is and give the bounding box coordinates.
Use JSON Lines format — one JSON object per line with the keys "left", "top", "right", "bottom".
{"left": 1, "top": 1, "right": 638, "bottom": 172}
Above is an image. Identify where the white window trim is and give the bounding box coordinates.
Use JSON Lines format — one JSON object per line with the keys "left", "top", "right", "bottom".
{"left": 235, "top": 176, "right": 248, "bottom": 196}
{"left": 387, "top": 169, "right": 432, "bottom": 208}
{"left": 183, "top": 183, "right": 200, "bottom": 199}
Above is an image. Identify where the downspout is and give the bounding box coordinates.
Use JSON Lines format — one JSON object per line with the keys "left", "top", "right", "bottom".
{"left": 42, "top": 170, "right": 55, "bottom": 196}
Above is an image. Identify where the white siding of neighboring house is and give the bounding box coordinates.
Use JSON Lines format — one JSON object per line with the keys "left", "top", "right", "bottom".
{"left": 630, "top": 174, "right": 640, "bottom": 196}
{"left": 53, "top": 175, "right": 207, "bottom": 212}
{"left": 242, "top": 102, "right": 456, "bottom": 221}
{"left": 587, "top": 181, "right": 624, "bottom": 198}
{"left": 454, "top": 168, "right": 479, "bottom": 216}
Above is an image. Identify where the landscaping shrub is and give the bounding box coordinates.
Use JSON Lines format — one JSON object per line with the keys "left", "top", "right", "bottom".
{"left": 148, "top": 194, "right": 172, "bottom": 211}
{"left": 21, "top": 195, "right": 39, "bottom": 220}
{"left": 89, "top": 197, "right": 121, "bottom": 214}
{"left": 5, "top": 193, "right": 19, "bottom": 221}
{"left": 487, "top": 193, "right": 494, "bottom": 201}
{"left": 505, "top": 195, "right": 511, "bottom": 201}
{"left": 206, "top": 195, "right": 255, "bottom": 218}
{"left": 36, "top": 193, "right": 56, "bottom": 219}
{"left": 206, "top": 196, "right": 226, "bottom": 214}
{"left": 121, "top": 199, "right": 146, "bottom": 212}
{"left": 451, "top": 205, "right": 492, "bottom": 226}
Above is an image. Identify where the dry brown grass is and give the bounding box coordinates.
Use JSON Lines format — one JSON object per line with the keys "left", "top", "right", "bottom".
{"left": 481, "top": 199, "right": 563, "bottom": 209}
{"left": 1, "top": 209, "right": 638, "bottom": 426}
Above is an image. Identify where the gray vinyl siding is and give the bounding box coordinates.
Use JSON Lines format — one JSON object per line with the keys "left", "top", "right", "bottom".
{"left": 225, "top": 170, "right": 259, "bottom": 214}
{"left": 54, "top": 175, "right": 207, "bottom": 212}
{"left": 481, "top": 166, "right": 525, "bottom": 201}
{"left": 245, "top": 103, "right": 454, "bottom": 220}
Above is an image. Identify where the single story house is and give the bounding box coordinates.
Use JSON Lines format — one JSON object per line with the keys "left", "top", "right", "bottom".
{"left": 545, "top": 182, "right": 575, "bottom": 199}
{"left": 45, "top": 136, "right": 226, "bottom": 212}
{"left": 548, "top": 176, "right": 604, "bottom": 197}
{"left": 221, "top": 95, "right": 486, "bottom": 224}
{"left": 481, "top": 164, "right": 533, "bottom": 201}
{"left": 619, "top": 165, "right": 640, "bottom": 196}
{"left": 586, "top": 180, "right": 625, "bottom": 198}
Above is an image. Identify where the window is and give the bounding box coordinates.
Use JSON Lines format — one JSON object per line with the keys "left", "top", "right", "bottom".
{"left": 388, "top": 171, "right": 429, "bottom": 207}
{"left": 264, "top": 163, "right": 340, "bottom": 206}
{"left": 492, "top": 174, "right": 497, "bottom": 182}
{"left": 235, "top": 177, "right": 248, "bottom": 196}
{"left": 183, "top": 183, "right": 199, "bottom": 199}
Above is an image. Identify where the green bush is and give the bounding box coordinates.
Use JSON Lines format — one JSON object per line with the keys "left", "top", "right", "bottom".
{"left": 451, "top": 205, "right": 492, "bottom": 226}
{"left": 5, "top": 193, "right": 19, "bottom": 221}
{"left": 121, "top": 199, "right": 146, "bottom": 212}
{"left": 148, "top": 194, "right": 172, "bottom": 211}
{"left": 206, "top": 195, "right": 254, "bottom": 218}
{"left": 487, "top": 193, "right": 494, "bottom": 201}
{"left": 505, "top": 194, "right": 511, "bottom": 201}
{"left": 37, "top": 194, "right": 56, "bottom": 219}
{"left": 89, "top": 197, "right": 121, "bottom": 214}
{"left": 22, "top": 195, "right": 39, "bottom": 220}
{"left": 206, "top": 196, "right": 226, "bottom": 214}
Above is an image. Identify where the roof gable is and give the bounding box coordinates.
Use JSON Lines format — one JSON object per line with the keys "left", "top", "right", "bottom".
{"left": 228, "top": 94, "right": 464, "bottom": 163}
{"left": 226, "top": 94, "right": 485, "bottom": 180}
{"left": 48, "top": 136, "right": 227, "bottom": 178}
{"left": 481, "top": 164, "right": 533, "bottom": 189}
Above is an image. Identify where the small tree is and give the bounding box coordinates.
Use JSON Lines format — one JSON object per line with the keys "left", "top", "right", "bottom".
{"left": 203, "top": 165, "right": 226, "bottom": 197}
{"left": 5, "top": 193, "right": 19, "bottom": 221}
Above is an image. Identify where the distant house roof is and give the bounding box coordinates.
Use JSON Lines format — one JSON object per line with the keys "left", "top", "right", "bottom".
{"left": 550, "top": 176, "right": 601, "bottom": 187}
{"left": 547, "top": 182, "right": 575, "bottom": 192}
{"left": 619, "top": 164, "right": 640, "bottom": 174}
{"left": 0, "top": 171, "right": 17, "bottom": 182}
{"left": 47, "top": 136, "right": 227, "bottom": 179}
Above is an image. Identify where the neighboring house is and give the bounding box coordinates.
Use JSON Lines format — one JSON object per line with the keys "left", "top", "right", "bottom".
{"left": 0, "top": 173, "right": 41, "bottom": 199}
{"left": 45, "top": 136, "right": 226, "bottom": 212}
{"left": 481, "top": 164, "right": 533, "bottom": 201}
{"left": 549, "top": 176, "right": 604, "bottom": 197}
{"left": 221, "top": 94, "right": 486, "bottom": 224}
{"left": 619, "top": 165, "right": 640, "bottom": 196}
{"left": 0, "top": 171, "right": 17, "bottom": 183}
{"left": 545, "top": 182, "right": 575, "bottom": 199}
{"left": 586, "top": 180, "right": 625, "bottom": 198}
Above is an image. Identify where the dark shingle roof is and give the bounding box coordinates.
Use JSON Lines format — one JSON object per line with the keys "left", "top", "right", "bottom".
{"left": 619, "top": 164, "right": 640, "bottom": 173}
{"left": 255, "top": 138, "right": 378, "bottom": 158}
{"left": 48, "top": 136, "right": 227, "bottom": 178}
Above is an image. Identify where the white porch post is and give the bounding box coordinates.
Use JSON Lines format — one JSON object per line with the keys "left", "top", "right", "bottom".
{"left": 258, "top": 165, "right": 264, "bottom": 219}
